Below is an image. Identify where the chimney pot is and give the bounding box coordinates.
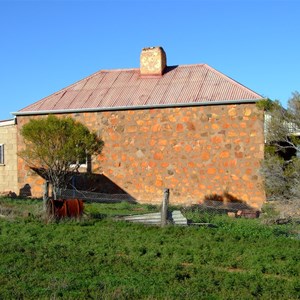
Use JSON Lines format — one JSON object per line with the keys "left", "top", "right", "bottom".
{"left": 140, "top": 46, "right": 167, "bottom": 77}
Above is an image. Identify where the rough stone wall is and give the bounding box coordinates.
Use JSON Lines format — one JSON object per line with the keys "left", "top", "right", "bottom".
{"left": 16, "top": 103, "right": 265, "bottom": 208}
{"left": 0, "top": 123, "right": 18, "bottom": 195}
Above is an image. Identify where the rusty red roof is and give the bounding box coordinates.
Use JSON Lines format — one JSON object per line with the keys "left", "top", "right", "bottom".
{"left": 16, "top": 64, "right": 262, "bottom": 115}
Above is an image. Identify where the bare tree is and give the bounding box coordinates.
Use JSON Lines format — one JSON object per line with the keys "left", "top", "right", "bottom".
{"left": 260, "top": 92, "right": 300, "bottom": 200}
{"left": 265, "top": 92, "right": 300, "bottom": 154}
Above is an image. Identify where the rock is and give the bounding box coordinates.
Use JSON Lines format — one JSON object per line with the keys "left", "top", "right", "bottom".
{"left": 227, "top": 212, "right": 236, "bottom": 218}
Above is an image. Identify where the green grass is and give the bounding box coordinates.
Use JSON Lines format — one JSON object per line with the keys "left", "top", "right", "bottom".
{"left": 0, "top": 197, "right": 299, "bottom": 299}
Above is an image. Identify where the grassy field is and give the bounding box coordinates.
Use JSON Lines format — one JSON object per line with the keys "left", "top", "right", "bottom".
{"left": 0, "top": 197, "right": 299, "bottom": 299}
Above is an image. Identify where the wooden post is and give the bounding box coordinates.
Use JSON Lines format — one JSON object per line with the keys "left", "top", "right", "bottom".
{"left": 161, "top": 188, "right": 169, "bottom": 227}
{"left": 43, "top": 181, "right": 49, "bottom": 212}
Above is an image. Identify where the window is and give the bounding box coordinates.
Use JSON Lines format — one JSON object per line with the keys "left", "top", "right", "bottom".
{"left": 70, "top": 153, "right": 91, "bottom": 169}
{"left": 69, "top": 147, "right": 91, "bottom": 172}
{"left": 0, "top": 144, "right": 4, "bottom": 165}
{"left": 70, "top": 156, "right": 87, "bottom": 167}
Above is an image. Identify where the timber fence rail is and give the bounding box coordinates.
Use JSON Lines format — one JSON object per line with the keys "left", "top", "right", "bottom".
{"left": 58, "top": 188, "right": 136, "bottom": 203}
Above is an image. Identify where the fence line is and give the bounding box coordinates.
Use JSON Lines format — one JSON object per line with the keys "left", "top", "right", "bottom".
{"left": 59, "top": 189, "right": 253, "bottom": 211}
{"left": 49, "top": 184, "right": 259, "bottom": 215}
{"left": 59, "top": 188, "right": 135, "bottom": 203}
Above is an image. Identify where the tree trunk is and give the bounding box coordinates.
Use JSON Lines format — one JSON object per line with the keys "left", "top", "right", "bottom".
{"left": 52, "top": 184, "right": 58, "bottom": 200}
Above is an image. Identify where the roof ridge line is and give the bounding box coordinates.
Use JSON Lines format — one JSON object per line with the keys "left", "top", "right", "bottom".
{"left": 203, "top": 64, "right": 262, "bottom": 98}
{"left": 19, "top": 68, "right": 107, "bottom": 111}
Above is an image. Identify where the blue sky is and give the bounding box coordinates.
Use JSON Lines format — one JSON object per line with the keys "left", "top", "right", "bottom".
{"left": 1, "top": 0, "right": 299, "bottom": 120}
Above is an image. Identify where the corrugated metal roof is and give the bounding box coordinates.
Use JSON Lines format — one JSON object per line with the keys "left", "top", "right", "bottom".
{"left": 17, "top": 64, "right": 262, "bottom": 115}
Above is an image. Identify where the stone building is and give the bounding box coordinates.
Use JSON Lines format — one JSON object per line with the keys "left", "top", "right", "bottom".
{"left": 0, "top": 119, "right": 18, "bottom": 195}
{"left": 12, "top": 47, "right": 265, "bottom": 208}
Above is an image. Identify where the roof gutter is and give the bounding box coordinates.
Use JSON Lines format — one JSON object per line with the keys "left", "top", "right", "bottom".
{"left": 12, "top": 99, "right": 261, "bottom": 117}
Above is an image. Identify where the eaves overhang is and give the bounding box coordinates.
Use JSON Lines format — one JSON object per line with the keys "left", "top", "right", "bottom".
{"left": 12, "top": 99, "right": 261, "bottom": 117}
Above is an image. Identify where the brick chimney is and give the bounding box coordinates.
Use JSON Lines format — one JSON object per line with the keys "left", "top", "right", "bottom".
{"left": 140, "top": 46, "right": 167, "bottom": 77}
